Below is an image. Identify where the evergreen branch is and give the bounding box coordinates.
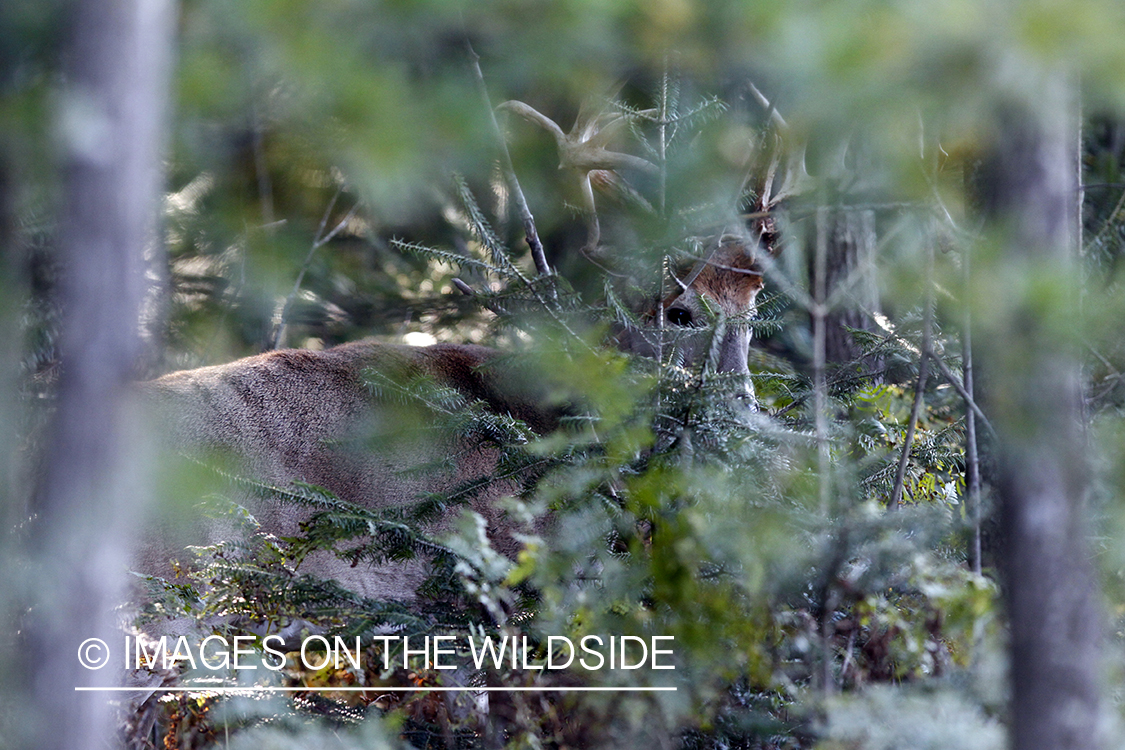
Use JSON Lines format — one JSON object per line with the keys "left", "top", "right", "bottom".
{"left": 391, "top": 237, "right": 506, "bottom": 276}
{"left": 467, "top": 43, "right": 553, "bottom": 281}
{"left": 269, "top": 194, "right": 361, "bottom": 350}
{"left": 453, "top": 175, "right": 520, "bottom": 275}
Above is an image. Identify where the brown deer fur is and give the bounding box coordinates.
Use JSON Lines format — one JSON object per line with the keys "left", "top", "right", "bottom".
{"left": 137, "top": 237, "right": 769, "bottom": 602}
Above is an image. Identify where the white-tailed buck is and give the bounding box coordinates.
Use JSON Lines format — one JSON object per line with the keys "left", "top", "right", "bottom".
{"left": 136, "top": 234, "right": 773, "bottom": 604}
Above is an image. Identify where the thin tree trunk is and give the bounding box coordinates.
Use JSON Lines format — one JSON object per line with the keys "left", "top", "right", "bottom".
{"left": 962, "top": 253, "right": 983, "bottom": 575}
{"left": 28, "top": 2, "right": 175, "bottom": 749}
{"left": 977, "top": 73, "right": 1102, "bottom": 750}
{"left": 813, "top": 206, "right": 834, "bottom": 695}
{"left": 888, "top": 241, "right": 933, "bottom": 510}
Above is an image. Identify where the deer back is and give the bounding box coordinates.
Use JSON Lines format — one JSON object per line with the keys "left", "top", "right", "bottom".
{"left": 138, "top": 237, "right": 769, "bottom": 602}
{"left": 137, "top": 341, "right": 550, "bottom": 602}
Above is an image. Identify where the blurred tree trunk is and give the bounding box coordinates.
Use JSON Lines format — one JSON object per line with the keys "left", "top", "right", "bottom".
{"left": 977, "top": 74, "right": 1103, "bottom": 750}
{"left": 28, "top": 1, "right": 175, "bottom": 749}
{"left": 806, "top": 197, "right": 882, "bottom": 385}
{"left": 823, "top": 205, "right": 879, "bottom": 368}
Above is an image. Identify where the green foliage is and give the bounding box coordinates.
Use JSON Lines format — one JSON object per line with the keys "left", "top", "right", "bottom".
{"left": 11, "top": 1, "right": 1125, "bottom": 749}
{"left": 136, "top": 177, "right": 1004, "bottom": 750}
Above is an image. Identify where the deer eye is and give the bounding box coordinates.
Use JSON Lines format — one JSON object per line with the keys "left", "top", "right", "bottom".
{"left": 666, "top": 307, "right": 694, "bottom": 327}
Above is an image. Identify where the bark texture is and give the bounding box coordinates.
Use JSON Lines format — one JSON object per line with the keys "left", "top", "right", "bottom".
{"left": 823, "top": 206, "right": 879, "bottom": 367}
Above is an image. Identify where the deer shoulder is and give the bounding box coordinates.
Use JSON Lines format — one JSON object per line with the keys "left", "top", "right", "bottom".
{"left": 138, "top": 340, "right": 555, "bottom": 600}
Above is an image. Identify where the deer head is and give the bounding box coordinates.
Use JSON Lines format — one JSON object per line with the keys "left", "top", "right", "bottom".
{"left": 614, "top": 234, "right": 772, "bottom": 406}
{"left": 494, "top": 88, "right": 792, "bottom": 406}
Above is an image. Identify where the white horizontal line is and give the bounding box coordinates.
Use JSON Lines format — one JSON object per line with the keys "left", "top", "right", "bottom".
{"left": 76, "top": 686, "right": 676, "bottom": 693}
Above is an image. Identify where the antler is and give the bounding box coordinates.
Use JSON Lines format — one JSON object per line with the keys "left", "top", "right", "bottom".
{"left": 498, "top": 100, "right": 659, "bottom": 176}
{"left": 744, "top": 82, "right": 811, "bottom": 212}
{"left": 497, "top": 97, "right": 657, "bottom": 252}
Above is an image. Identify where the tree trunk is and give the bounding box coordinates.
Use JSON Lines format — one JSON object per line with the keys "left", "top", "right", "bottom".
{"left": 977, "top": 74, "right": 1103, "bottom": 750}
{"left": 27, "top": 2, "right": 175, "bottom": 749}
{"left": 823, "top": 205, "right": 880, "bottom": 368}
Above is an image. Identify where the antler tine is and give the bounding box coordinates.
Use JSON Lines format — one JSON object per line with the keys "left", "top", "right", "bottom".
{"left": 577, "top": 149, "right": 659, "bottom": 176}
{"left": 573, "top": 85, "right": 620, "bottom": 142}
{"left": 770, "top": 142, "right": 811, "bottom": 206}
{"left": 745, "top": 81, "right": 811, "bottom": 210}
{"left": 496, "top": 100, "right": 566, "bottom": 143}
{"left": 747, "top": 81, "right": 788, "bottom": 131}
